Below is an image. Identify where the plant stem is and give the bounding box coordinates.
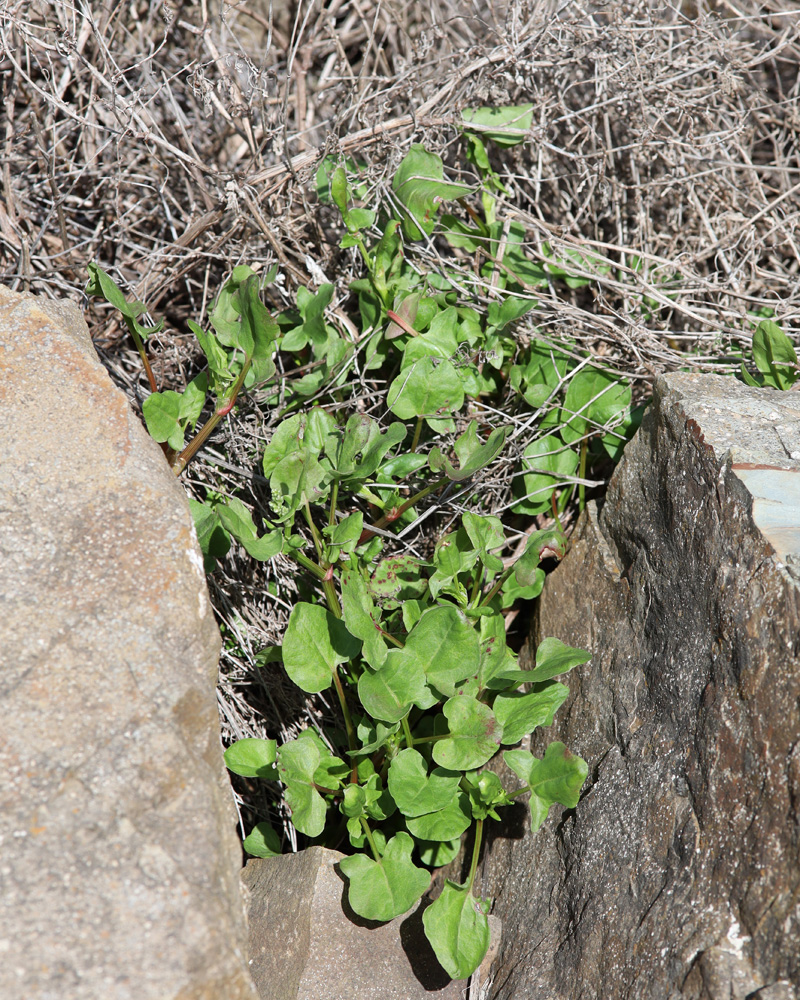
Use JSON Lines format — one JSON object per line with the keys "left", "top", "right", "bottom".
{"left": 173, "top": 358, "right": 252, "bottom": 475}
{"left": 360, "top": 815, "right": 382, "bottom": 862}
{"left": 292, "top": 549, "right": 327, "bottom": 580}
{"left": 467, "top": 818, "right": 483, "bottom": 891}
{"left": 328, "top": 481, "right": 339, "bottom": 528}
{"left": 331, "top": 665, "right": 357, "bottom": 756}
{"left": 401, "top": 715, "right": 414, "bottom": 749}
{"left": 323, "top": 577, "right": 342, "bottom": 618}
{"left": 359, "top": 475, "right": 448, "bottom": 542}
{"left": 578, "top": 438, "right": 588, "bottom": 511}
{"left": 469, "top": 564, "right": 485, "bottom": 607}
{"left": 304, "top": 500, "right": 325, "bottom": 565}
{"left": 550, "top": 491, "right": 565, "bottom": 533}
{"left": 126, "top": 322, "right": 158, "bottom": 394}
{"left": 410, "top": 416, "right": 423, "bottom": 453}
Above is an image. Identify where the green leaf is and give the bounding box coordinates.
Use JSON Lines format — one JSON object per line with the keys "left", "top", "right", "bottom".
{"left": 462, "top": 512, "right": 505, "bottom": 574}
{"left": 224, "top": 737, "right": 278, "bottom": 778}
{"left": 216, "top": 498, "right": 281, "bottom": 561}
{"left": 341, "top": 567, "right": 388, "bottom": 669}
{"left": 238, "top": 274, "right": 279, "bottom": 380}
{"left": 406, "top": 605, "right": 481, "bottom": 698}
{"left": 387, "top": 356, "right": 465, "bottom": 425}
{"left": 561, "top": 368, "right": 631, "bottom": 446}
{"left": 391, "top": 144, "right": 473, "bottom": 240}
{"left": 339, "top": 832, "right": 430, "bottom": 922}
{"left": 494, "top": 682, "right": 569, "bottom": 745}
{"left": 751, "top": 319, "right": 798, "bottom": 389}
{"left": 358, "top": 648, "right": 428, "bottom": 723}
{"left": 530, "top": 637, "right": 591, "bottom": 681}
{"left": 416, "top": 838, "right": 462, "bottom": 868}
{"left": 352, "top": 717, "right": 401, "bottom": 756}
{"left": 462, "top": 770, "right": 512, "bottom": 821}
{"left": 86, "top": 262, "right": 163, "bottom": 341}
{"left": 433, "top": 696, "right": 503, "bottom": 770}
{"left": 406, "top": 791, "right": 472, "bottom": 841}
{"left": 242, "top": 821, "right": 282, "bottom": 858}
{"left": 142, "top": 390, "right": 185, "bottom": 450}
{"left": 429, "top": 421, "right": 508, "bottom": 482}
{"left": 283, "top": 603, "right": 361, "bottom": 693}
{"left": 422, "top": 880, "right": 491, "bottom": 980}
{"left": 388, "top": 749, "right": 461, "bottom": 817}
{"left": 277, "top": 736, "right": 327, "bottom": 837}
{"left": 462, "top": 103, "right": 533, "bottom": 146}
{"left": 512, "top": 435, "right": 579, "bottom": 515}
{"left": 513, "top": 527, "right": 567, "bottom": 587}
{"left": 188, "top": 498, "right": 231, "bottom": 569}
{"left": 504, "top": 742, "right": 588, "bottom": 831}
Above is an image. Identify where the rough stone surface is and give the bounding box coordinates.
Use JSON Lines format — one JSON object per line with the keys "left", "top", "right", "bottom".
{"left": 243, "top": 847, "right": 501, "bottom": 1000}
{"left": 477, "top": 373, "right": 800, "bottom": 1000}
{"left": 0, "top": 286, "right": 257, "bottom": 1000}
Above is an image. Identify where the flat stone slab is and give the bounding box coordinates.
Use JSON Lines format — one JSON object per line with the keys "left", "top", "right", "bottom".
{"left": 243, "top": 847, "right": 501, "bottom": 1000}
{"left": 0, "top": 287, "right": 257, "bottom": 1000}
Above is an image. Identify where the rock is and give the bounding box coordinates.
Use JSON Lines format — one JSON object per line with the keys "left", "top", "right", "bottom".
{"left": 0, "top": 287, "right": 257, "bottom": 1000}
{"left": 478, "top": 373, "right": 800, "bottom": 1000}
{"left": 242, "top": 846, "right": 501, "bottom": 1000}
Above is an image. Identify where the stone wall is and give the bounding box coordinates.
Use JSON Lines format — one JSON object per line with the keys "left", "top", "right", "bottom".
{"left": 477, "top": 373, "right": 800, "bottom": 1000}
{"left": 0, "top": 287, "right": 257, "bottom": 1000}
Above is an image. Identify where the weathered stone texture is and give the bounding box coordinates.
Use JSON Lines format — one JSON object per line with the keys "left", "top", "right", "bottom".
{"left": 243, "top": 847, "right": 501, "bottom": 1000}
{"left": 0, "top": 287, "right": 257, "bottom": 1000}
{"left": 479, "top": 373, "right": 800, "bottom": 1000}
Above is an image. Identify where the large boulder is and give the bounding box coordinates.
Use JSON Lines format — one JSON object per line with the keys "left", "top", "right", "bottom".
{"left": 479, "top": 373, "right": 800, "bottom": 1000}
{"left": 0, "top": 287, "right": 257, "bottom": 1000}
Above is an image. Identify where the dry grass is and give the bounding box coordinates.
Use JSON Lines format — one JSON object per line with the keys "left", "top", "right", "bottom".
{"left": 3, "top": 0, "right": 800, "bottom": 845}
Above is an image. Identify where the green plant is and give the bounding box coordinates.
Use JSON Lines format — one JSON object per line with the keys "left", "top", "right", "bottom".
{"left": 88, "top": 113, "right": 631, "bottom": 981}
{"left": 739, "top": 319, "right": 799, "bottom": 390}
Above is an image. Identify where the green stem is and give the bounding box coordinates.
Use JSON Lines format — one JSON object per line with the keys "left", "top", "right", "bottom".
{"left": 410, "top": 417, "right": 423, "bottom": 453}
{"left": 578, "top": 438, "right": 588, "bottom": 512}
{"left": 125, "top": 320, "right": 158, "bottom": 394}
{"left": 469, "top": 564, "right": 485, "bottom": 607}
{"left": 360, "top": 815, "right": 382, "bottom": 862}
{"left": 361, "top": 476, "right": 448, "bottom": 541}
{"left": 332, "top": 665, "right": 357, "bottom": 757}
{"left": 478, "top": 563, "right": 514, "bottom": 609}
{"left": 323, "top": 577, "right": 342, "bottom": 619}
{"left": 173, "top": 358, "right": 252, "bottom": 476}
{"left": 304, "top": 500, "right": 326, "bottom": 565}
{"left": 328, "top": 481, "right": 339, "bottom": 528}
{"left": 379, "top": 628, "right": 404, "bottom": 648}
{"left": 292, "top": 549, "right": 327, "bottom": 581}
{"left": 467, "top": 818, "right": 484, "bottom": 891}
{"left": 401, "top": 715, "right": 414, "bottom": 750}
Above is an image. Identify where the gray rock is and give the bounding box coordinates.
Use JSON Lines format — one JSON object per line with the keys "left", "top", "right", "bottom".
{"left": 0, "top": 287, "right": 257, "bottom": 1000}
{"left": 243, "top": 846, "right": 501, "bottom": 999}
{"left": 477, "top": 373, "right": 800, "bottom": 999}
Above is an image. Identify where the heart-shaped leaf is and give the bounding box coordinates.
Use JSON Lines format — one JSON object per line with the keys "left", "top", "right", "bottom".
{"left": 405, "top": 605, "right": 481, "bottom": 698}
{"left": 493, "top": 682, "right": 569, "bottom": 745}
{"left": 388, "top": 748, "right": 461, "bottom": 817}
{"left": 422, "top": 880, "right": 491, "bottom": 980}
{"left": 283, "top": 603, "right": 361, "bottom": 693}
{"left": 405, "top": 791, "right": 472, "bottom": 841}
{"left": 358, "top": 647, "right": 428, "bottom": 722}
{"left": 242, "top": 821, "right": 282, "bottom": 858}
{"left": 432, "top": 696, "right": 503, "bottom": 770}
{"left": 392, "top": 144, "right": 472, "bottom": 240}
{"left": 339, "top": 832, "right": 430, "bottom": 922}
{"left": 224, "top": 737, "right": 278, "bottom": 778}
{"left": 504, "top": 742, "right": 588, "bottom": 831}
{"left": 277, "top": 736, "right": 327, "bottom": 837}
{"left": 387, "top": 356, "right": 465, "bottom": 424}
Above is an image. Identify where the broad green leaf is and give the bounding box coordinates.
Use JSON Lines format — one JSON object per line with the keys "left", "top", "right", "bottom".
{"left": 429, "top": 421, "right": 508, "bottom": 482}
{"left": 269, "top": 450, "right": 329, "bottom": 520}
{"left": 486, "top": 294, "right": 536, "bottom": 332}
{"left": 477, "top": 613, "right": 518, "bottom": 690}
{"left": 341, "top": 567, "right": 388, "bottom": 669}
{"left": 406, "top": 791, "right": 472, "bottom": 841}
{"left": 238, "top": 274, "right": 279, "bottom": 380}
{"left": 751, "top": 319, "right": 798, "bottom": 389}
{"left": 387, "top": 356, "right": 465, "bottom": 425}
{"left": 530, "top": 637, "right": 591, "bottom": 681}
{"left": 242, "top": 821, "right": 282, "bottom": 858}
{"left": 341, "top": 784, "right": 367, "bottom": 819}
{"left": 142, "top": 390, "right": 185, "bottom": 450}
{"left": 422, "top": 880, "right": 491, "bottom": 980}
{"left": 512, "top": 435, "right": 579, "bottom": 515}
{"left": 493, "top": 682, "right": 569, "bottom": 745}
{"left": 370, "top": 555, "right": 429, "bottom": 604}
{"left": 188, "top": 498, "right": 231, "bottom": 569}
{"left": 224, "top": 737, "right": 278, "bottom": 778}
{"left": 216, "top": 498, "right": 281, "bottom": 561}
{"left": 358, "top": 648, "right": 428, "bottom": 722}
{"left": 500, "top": 569, "right": 545, "bottom": 608}
{"left": 339, "top": 832, "right": 430, "bottom": 922}
{"left": 561, "top": 368, "right": 631, "bottom": 446}
{"left": 405, "top": 605, "right": 481, "bottom": 698}
{"left": 391, "top": 144, "right": 472, "bottom": 240}
{"left": 513, "top": 527, "right": 567, "bottom": 587}
{"left": 262, "top": 408, "right": 337, "bottom": 476}
{"left": 462, "top": 104, "right": 533, "bottom": 147}
{"left": 462, "top": 512, "right": 504, "bottom": 574}
{"left": 179, "top": 373, "right": 208, "bottom": 427}
{"left": 283, "top": 602, "right": 361, "bottom": 693}
{"left": 432, "top": 696, "right": 503, "bottom": 770}
{"left": 277, "top": 736, "right": 327, "bottom": 837}
{"left": 388, "top": 749, "right": 461, "bottom": 817}
{"left": 324, "top": 511, "right": 363, "bottom": 563}
{"left": 504, "top": 742, "right": 588, "bottom": 831}
{"left": 330, "top": 417, "right": 406, "bottom": 484}
{"left": 416, "top": 838, "right": 462, "bottom": 868}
